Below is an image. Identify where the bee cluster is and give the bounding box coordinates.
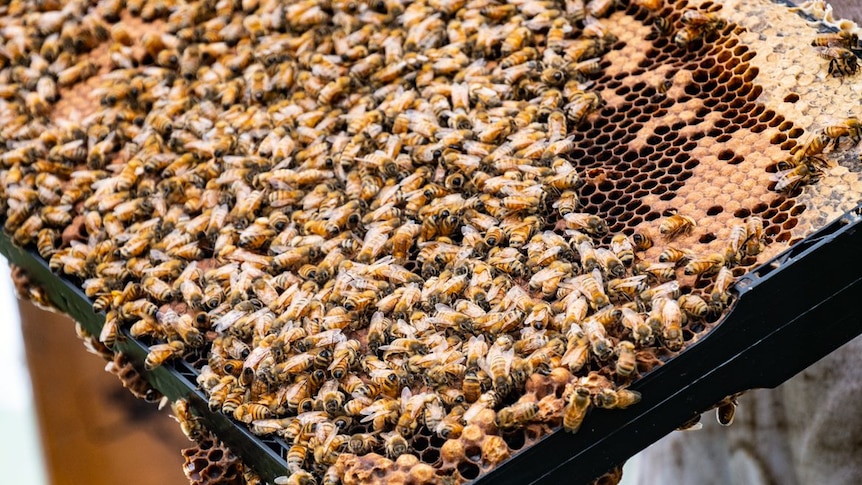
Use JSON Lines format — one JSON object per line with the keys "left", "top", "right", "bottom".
{"left": 0, "top": 0, "right": 861, "bottom": 483}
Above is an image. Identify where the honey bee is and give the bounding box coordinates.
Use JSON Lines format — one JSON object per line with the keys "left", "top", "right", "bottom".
{"left": 725, "top": 223, "right": 748, "bottom": 261}
{"left": 607, "top": 275, "right": 649, "bottom": 302}
{"left": 461, "top": 370, "right": 484, "bottom": 403}
{"left": 234, "top": 403, "right": 273, "bottom": 424}
{"left": 36, "top": 228, "right": 58, "bottom": 259}
{"left": 678, "top": 294, "right": 710, "bottom": 319}
{"left": 613, "top": 341, "right": 638, "bottom": 377}
{"left": 541, "top": 66, "right": 568, "bottom": 87}
{"left": 382, "top": 431, "right": 408, "bottom": 459}
{"left": 683, "top": 253, "right": 725, "bottom": 276}
{"left": 325, "top": 339, "right": 359, "bottom": 379}
{"left": 710, "top": 266, "right": 735, "bottom": 310}
{"left": 594, "top": 388, "right": 642, "bottom": 409}
{"left": 625, "top": 233, "right": 649, "bottom": 253}
{"left": 620, "top": 307, "right": 653, "bottom": 346}
{"left": 144, "top": 341, "right": 185, "bottom": 370}
{"left": 316, "top": 379, "right": 346, "bottom": 417}
{"left": 824, "top": 117, "right": 862, "bottom": 148}
{"left": 563, "top": 386, "right": 592, "bottom": 433}
{"left": 501, "top": 26, "right": 532, "bottom": 56}
{"left": 744, "top": 216, "right": 764, "bottom": 256}
{"left": 563, "top": 212, "right": 608, "bottom": 236}
{"left": 496, "top": 401, "right": 539, "bottom": 429}
{"left": 561, "top": 331, "right": 590, "bottom": 372}
{"left": 583, "top": 316, "right": 613, "bottom": 360}
{"left": 812, "top": 31, "right": 860, "bottom": 50}
{"left": 347, "top": 433, "right": 379, "bottom": 455}
{"left": 595, "top": 248, "right": 625, "bottom": 278}
{"left": 171, "top": 399, "right": 204, "bottom": 442}
{"left": 571, "top": 270, "right": 610, "bottom": 309}
{"left": 142, "top": 276, "right": 174, "bottom": 302}
{"left": 57, "top": 60, "right": 99, "bottom": 87}
{"left": 794, "top": 133, "right": 831, "bottom": 167}
{"left": 675, "top": 10, "right": 727, "bottom": 48}
{"left": 659, "top": 213, "right": 696, "bottom": 240}
{"left": 565, "top": 92, "right": 602, "bottom": 126}
{"left": 545, "top": 164, "right": 582, "bottom": 192}
{"left": 481, "top": 340, "right": 515, "bottom": 395}
{"left": 609, "top": 233, "right": 634, "bottom": 266}
{"left": 654, "top": 297, "right": 684, "bottom": 351}
{"left": 120, "top": 299, "right": 159, "bottom": 321}
{"left": 818, "top": 47, "right": 859, "bottom": 76}
{"left": 773, "top": 161, "right": 818, "bottom": 193}
{"left": 716, "top": 396, "right": 739, "bottom": 426}
{"left": 286, "top": 443, "right": 309, "bottom": 474}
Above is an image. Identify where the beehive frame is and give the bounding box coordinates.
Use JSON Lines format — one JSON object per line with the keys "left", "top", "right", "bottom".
{"left": 1, "top": 0, "right": 862, "bottom": 483}
{"left": 2, "top": 200, "right": 861, "bottom": 484}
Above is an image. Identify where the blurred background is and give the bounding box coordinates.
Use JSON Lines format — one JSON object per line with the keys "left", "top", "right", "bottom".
{"left": 0, "top": 259, "right": 46, "bottom": 485}
{"left": 2, "top": 256, "right": 188, "bottom": 485}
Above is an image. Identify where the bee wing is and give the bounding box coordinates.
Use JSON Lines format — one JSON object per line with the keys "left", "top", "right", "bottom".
{"left": 317, "top": 329, "right": 347, "bottom": 346}
{"left": 359, "top": 400, "right": 389, "bottom": 422}
{"left": 502, "top": 347, "right": 515, "bottom": 374}
{"left": 296, "top": 410, "right": 329, "bottom": 424}
{"left": 477, "top": 353, "right": 492, "bottom": 377}
{"left": 400, "top": 386, "right": 413, "bottom": 412}
{"left": 284, "top": 352, "right": 313, "bottom": 369}
{"left": 590, "top": 267, "right": 604, "bottom": 287}
{"left": 529, "top": 264, "right": 566, "bottom": 286}
{"left": 243, "top": 345, "right": 272, "bottom": 371}
{"left": 213, "top": 309, "right": 246, "bottom": 333}
{"left": 327, "top": 352, "right": 349, "bottom": 371}
{"left": 321, "top": 422, "right": 339, "bottom": 449}
{"left": 250, "top": 419, "right": 287, "bottom": 434}
{"left": 464, "top": 399, "right": 489, "bottom": 424}
{"left": 619, "top": 274, "right": 649, "bottom": 289}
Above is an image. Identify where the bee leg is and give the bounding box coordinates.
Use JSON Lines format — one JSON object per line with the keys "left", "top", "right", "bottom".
{"left": 829, "top": 58, "right": 840, "bottom": 76}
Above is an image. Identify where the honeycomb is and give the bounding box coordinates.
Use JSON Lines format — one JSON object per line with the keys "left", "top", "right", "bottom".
{"left": 182, "top": 431, "right": 247, "bottom": 485}
{"left": 0, "top": 0, "right": 860, "bottom": 484}
{"left": 9, "top": 263, "right": 57, "bottom": 311}
{"left": 106, "top": 350, "right": 164, "bottom": 403}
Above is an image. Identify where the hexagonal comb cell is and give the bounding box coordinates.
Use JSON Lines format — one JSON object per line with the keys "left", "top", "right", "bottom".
{"left": 1, "top": 0, "right": 860, "bottom": 484}
{"left": 181, "top": 434, "right": 243, "bottom": 485}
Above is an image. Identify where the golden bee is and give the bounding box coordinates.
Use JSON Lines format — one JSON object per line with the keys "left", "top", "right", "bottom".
{"left": 594, "top": 388, "right": 642, "bottom": 409}
{"left": 716, "top": 396, "right": 739, "bottom": 426}
{"left": 496, "top": 401, "right": 539, "bottom": 429}
{"left": 563, "top": 386, "right": 592, "bottom": 433}
{"left": 382, "top": 431, "right": 409, "bottom": 459}
{"left": 678, "top": 294, "right": 710, "bottom": 319}
{"left": 144, "top": 341, "right": 186, "bottom": 370}
{"left": 773, "top": 161, "right": 818, "bottom": 193}
{"left": 710, "top": 266, "right": 735, "bottom": 310}
{"left": 621, "top": 307, "right": 653, "bottom": 346}
{"left": 675, "top": 10, "right": 727, "bottom": 48}
{"left": 683, "top": 253, "right": 725, "bottom": 276}
{"left": 812, "top": 31, "right": 860, "bottom": 49}
{"left": 817, "top": 46, "right": 859, "bottom": 76}
{"left": 660, "top": 213, "right": 696, "bottom": 240}
{"left": 614, "top": 341, "right": 638, "bottom": 377}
